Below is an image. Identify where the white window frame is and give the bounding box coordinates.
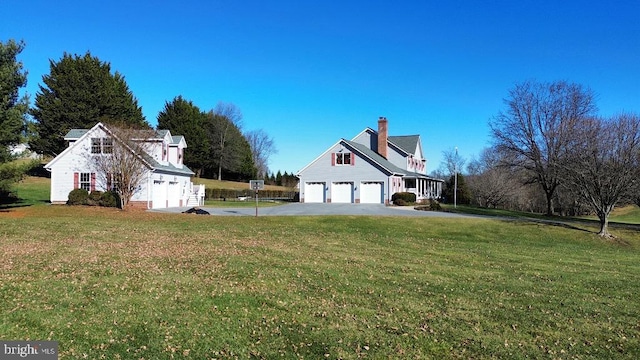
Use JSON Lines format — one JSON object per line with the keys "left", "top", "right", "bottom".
{"left": 79, "top": 172, "right": 91, "bottom": 191}
{"left": 336, "top": 152, "right": 351, "bottom": 166}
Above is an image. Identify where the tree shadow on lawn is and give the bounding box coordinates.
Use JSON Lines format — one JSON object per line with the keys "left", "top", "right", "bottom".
{"left": 0, "top": 198, "right": 49, "bottom": 210}
{"left": 500, "top": 216, "right": 636, "bottom": 246}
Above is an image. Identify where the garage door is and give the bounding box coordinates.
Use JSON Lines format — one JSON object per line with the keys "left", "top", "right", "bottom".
{"left": 167, "top": 181, "right": 180, "bottom": 207}
{"left": 152, "top": 180, "right": 167, "bottom": 209}
{"left": 360, "top": 182, "right": 383, "bottom": 204}
{"left": 331, "top": 182, "right": 353, "bottom": 203}
{"left": 305, "top": 182, "right": 325, "bottom": 203}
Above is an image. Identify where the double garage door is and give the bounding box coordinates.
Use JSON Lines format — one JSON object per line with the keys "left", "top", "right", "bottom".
{"left": 304, "top": 181, "right": 383, "bottom": 204}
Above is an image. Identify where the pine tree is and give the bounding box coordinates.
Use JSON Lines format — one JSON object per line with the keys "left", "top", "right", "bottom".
{"left": 157, "top": 96, "right": 210, "bottom": 177}
{"left": 30, "top": 52, "right": 147, "bottom": 156}
{"left": 0, "top": 39, "right": 28, "bottom": 163}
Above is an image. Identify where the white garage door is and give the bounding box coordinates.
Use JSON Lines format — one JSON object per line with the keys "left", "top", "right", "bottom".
{"left": 152, "top": 180, "right": 167, "bottom": 209}
{"left": 305, "top": 182, "right": 325, "bottom": 203}
{"left": 332, "top": 182, "right": 353, "bottom": 203}
{"left": 167, "top": 181, "right": 180, "bottom": 207}
{"left": 360, "top": 182, "right": 383, "bottom": 204}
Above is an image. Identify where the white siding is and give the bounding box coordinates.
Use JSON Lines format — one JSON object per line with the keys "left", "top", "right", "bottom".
{"left": 46, "top": 123, "right": 194, "bottom": 208}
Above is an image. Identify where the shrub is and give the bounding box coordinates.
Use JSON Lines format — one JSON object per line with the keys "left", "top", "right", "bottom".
{"left": 87, "top": 191, "right": 103, "bottom": 206}
{"left": 394, "top": 198, "right": 408, "bottom": 206}
{"left": 67, "top": 188, "right": 89, "bottom": 205}
{"left": 429, "top": 200, "right": 442, "bottom": 211}
{"left": 392, "top": 192, "right": 416, "bottom": 204}
{"left": 415, "top": 199, "right": 443, "bottom": 212}
{"left": 100, "top": 191, "right": 120, "bottom": 208}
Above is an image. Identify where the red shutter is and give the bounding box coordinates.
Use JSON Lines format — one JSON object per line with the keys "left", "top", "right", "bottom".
{"left": 331, "top": 153, "right": 335, "bottom": 166}
{"left": 106, "top": 173, "right": 112, "bottom": 190}
{"left": 73, "top": 173, "right": 79, "bottom": 189}
{"left": 90, "top": 173, "right": 96, "bottom": 192}
{"left": 351, "top": 153, "right": 355, "bottom": 166}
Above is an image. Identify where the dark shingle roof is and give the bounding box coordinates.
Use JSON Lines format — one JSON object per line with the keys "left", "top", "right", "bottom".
{"left": 140, "top": 153, "right": 195, "bottom": 176}
{"left": 64, "top": 129, "right": 89, "bottom": 139}
{"left": 388, "top": 135, "right": 419, "bottom": 155}
{"left": 171, "top": 136, "right": 184, "bottom": 145}
{"left": 342, "top": 140, "right": 406, "bottom": 175}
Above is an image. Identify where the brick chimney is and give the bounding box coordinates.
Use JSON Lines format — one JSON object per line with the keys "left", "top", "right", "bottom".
{"left": 378, "top": 116, "right": 388, "bottom": 159}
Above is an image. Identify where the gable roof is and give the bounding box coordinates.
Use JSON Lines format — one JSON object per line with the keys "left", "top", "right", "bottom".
{"left": 47, "top": 122, "right": 194, "bottom": 176}
{"left": 342, "top": 140, "right": 406, "bottom": 175}
{"left": 170, "top": 135, "right": 187, "bottom": 147}
{"left": 64, "top": 129, "right": 89, "bottom": 140}
{"left": 388, "top": 135, "right": 420, "bottom": 155}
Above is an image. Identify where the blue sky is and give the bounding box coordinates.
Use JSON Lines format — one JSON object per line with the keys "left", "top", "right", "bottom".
{"left": 3, "top": 1, "right": 639, "bottom": 175}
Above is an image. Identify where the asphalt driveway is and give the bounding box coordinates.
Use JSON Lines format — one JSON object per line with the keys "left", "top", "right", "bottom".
{"left": 152, "top": 203, "right": 473, "bottom": 217}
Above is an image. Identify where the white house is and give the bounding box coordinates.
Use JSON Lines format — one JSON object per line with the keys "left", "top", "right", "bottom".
{"left": 297, "top": 117, "right": 443, "bottom": 204}
{"left": 44, "top": 122, "right": 205, "bottom": 208}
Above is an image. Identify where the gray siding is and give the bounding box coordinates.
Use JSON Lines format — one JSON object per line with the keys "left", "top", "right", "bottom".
{"left": 298, "top": 142, "right": 391, "bottom": 203}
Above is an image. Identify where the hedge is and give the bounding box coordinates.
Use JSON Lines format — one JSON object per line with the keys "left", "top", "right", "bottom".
{"left": 204, "top": 188, "right": 298, "bottom": 201}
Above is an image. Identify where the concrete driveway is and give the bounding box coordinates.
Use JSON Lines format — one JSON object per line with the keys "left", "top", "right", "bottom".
{"left": 152, "top": 203, "right": 473, "bottom": 217}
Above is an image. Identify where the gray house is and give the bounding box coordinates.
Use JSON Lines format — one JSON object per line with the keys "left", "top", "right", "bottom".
{"left": 297, "top": 117, "right": 443, "bottom": 204}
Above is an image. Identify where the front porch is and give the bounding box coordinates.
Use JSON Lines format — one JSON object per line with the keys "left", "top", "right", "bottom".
{"left": 404, "top": 176, "right": 443, "bottom": 201}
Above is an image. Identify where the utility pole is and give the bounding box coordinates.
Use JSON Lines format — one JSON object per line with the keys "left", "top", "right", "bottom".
{"left": 454, "top": 146, "right": 458, "bottom": 209}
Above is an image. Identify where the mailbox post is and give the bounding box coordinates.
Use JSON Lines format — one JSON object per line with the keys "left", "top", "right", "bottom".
{"left": 249, "top": 180, "right": 264, "bottom": 217}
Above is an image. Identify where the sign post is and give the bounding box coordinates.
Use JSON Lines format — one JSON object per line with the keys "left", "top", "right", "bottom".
{"left": 249, "top": 180, "right": 265, "bottom": 217}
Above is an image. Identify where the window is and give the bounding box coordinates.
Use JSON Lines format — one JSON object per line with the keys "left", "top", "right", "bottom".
{"left": 335, "top": 152, "right": 351, "bottom": 165}
{"left": 110, "top": 173, "right": 122, "bottom": 192}
{"left": 103, "top": 138, "right": 113, "bottom": 154}
{"left": 91, "top": 138, "right": 101, "bottom": 153}
{"left": 91, "top": 137, "right": 113, "bottom": 154}
{"left": 80, "top": 172, "right": 91, "bottom": 191}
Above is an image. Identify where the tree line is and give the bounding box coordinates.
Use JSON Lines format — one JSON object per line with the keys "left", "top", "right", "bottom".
{"left": 1, "top": 39, "right": 280, "bottom": 203}
{"left": 437, "top": 80, "right": 640, "bottom": 237}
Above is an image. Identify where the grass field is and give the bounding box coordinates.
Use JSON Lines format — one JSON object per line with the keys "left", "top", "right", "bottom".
{"left": 1, "top": 178, "right": 640, "bottom": 358}
{"left": 193, "top": 177, "right": 293, "bottom": 192}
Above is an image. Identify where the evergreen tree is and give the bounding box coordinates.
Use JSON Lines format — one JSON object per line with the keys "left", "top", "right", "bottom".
{"left": 0, "top": 39, "right": 29, "bottom": 202}
{"left": 0, "top": 39, "right": 28, "bottom": 162}
{"left": 442, "top": 173, "right": 471, "bottom": 205}
{"left": 30, "top": 52, "right": 147, "bottom": 156}
{"left": 157, "top": 96, "right": 210, "bottom": 177}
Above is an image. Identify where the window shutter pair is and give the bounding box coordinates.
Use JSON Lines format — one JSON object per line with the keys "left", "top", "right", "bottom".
{"left": 72, "top": 172, "right": 96, "bottom": 191}
{"left": 330, "top": 153, "right": 356, "bottom": 166}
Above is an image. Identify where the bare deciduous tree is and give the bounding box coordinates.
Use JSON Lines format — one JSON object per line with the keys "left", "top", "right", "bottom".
{"left": 490, "top": 80, "right": 597, "bottom": 216}
{"left": 209, "top": 102, "right": 243, "bottom": 180}
{"left": 245, "top": 129, "right": 277, "bottom": 178}
{"left": 87, "top": 125, "right": 155, "bottom": 209}
{"left": 560, "top": 114, "right": 640, "bottom": 237}
{"left": 440, "top": 147, "right": 465, "bottom": 177}
{"left": 467, "top": 148, "right": 522, "bottom": 208}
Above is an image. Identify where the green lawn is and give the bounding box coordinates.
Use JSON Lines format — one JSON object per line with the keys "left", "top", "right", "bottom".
{"left": 1, "top": 178, "right": 639, "bottom": 358}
